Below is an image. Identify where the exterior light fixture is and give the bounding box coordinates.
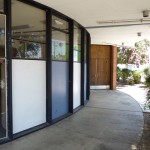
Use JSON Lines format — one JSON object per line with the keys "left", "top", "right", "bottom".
{"left": 143, "top": 10, "right": 149, "bottom": 17}
{"left": 137, "top": 32, "right": 142, "bottom": 36}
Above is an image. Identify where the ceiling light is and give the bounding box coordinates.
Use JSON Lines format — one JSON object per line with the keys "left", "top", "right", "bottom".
{"left": 137, "top": 32, "right": 142, "bottom": 36}
{"left": 54, "top": 19, "right": 63, "bottom": 25}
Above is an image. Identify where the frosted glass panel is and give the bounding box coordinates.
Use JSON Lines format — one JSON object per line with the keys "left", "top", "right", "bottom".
{"left": 73, "top": 63, "right": 81, "bottom": 109}
{"left": 12, "top": 60, "right": 46, "bottom": 134}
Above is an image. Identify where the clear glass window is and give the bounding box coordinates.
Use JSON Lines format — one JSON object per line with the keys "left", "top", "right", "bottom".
{"left": 74, "top": 25, "right": 81, "bottom": 62}
{"left": 0, "top": 14, "right": 5, "bottom": 58}
{"left": 52, "top": 15, "right": 69, "bottom": 61}
{"left": 0, "top": 0, "right": 4, "bottom": 13}
{"left": 11, "top": 0, "right": 46, "bottom": 59}
{"left": 0, "top": 14, "right": 7, "bottom": 139}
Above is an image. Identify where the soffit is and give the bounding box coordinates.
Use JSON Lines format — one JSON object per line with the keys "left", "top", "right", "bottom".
{"left": 34, "top": 0, "right": 150, "bottom": 46}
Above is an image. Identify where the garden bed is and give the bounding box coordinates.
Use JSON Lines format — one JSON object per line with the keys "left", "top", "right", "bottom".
{"left": 138, "top": 112, "right": 150, "bottom": 150}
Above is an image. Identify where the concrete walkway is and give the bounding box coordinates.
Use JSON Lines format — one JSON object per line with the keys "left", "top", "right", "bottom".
{"left": 0, "top": 90, "right": 143, "bottom": 150}
{"left": 117, "top": 84, "right": 147, "bottom": 111}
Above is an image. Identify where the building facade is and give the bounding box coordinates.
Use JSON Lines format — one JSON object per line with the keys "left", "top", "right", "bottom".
{"left": 0, "top": 0, "right": 90, "bottom": 143}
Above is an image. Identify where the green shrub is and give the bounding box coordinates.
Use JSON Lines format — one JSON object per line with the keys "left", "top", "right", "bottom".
{"left": 126, "top": 75, "right": 134, "bottom": 85}
{"left": 122, "top": 68, "right": 133, "bottom": 82}
{"left": 145, "top": 74, "right": 150, "bottom": 88}
{"left": 143, "top": 67, "right": 149, "bottom": 76}
{"left": 132, "top": 71, "right": 141, "bottom": 84}
{"left": 117, "top": 67, "right": 123, "bottom": 81}
{"left": 144, "top": 74, "right": 150, "bottom": 109}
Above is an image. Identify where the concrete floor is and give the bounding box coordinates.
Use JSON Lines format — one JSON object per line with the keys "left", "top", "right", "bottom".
{"left": 0, "top": 90, "right": 143, "bottom": 150}
{"left": 117, "top": 84, "right": 147, "bottom": 111}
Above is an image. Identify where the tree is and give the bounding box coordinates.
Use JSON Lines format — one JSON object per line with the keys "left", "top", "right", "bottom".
{"left": 117, "top": 39, "right": 149, "bottom": 68}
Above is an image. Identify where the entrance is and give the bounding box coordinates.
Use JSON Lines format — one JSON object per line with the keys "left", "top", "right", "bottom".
{"left": 90, "top": 45, "right": 110, "bottom": 88}
{"left": 0, "top": 14, "right": 7, "bottom": 139}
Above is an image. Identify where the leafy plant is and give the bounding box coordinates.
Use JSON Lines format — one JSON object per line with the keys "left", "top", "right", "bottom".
{"left": 144, "top": 74, "right": 150, "bottom": 109}
{"left": 145, "top": 74, "right": 150, "bottom": 88}
{"left": 143, "top": 67, "right": 149, "bottom": 76}
{"left": 117, "top": 67, "right": 123, "bottom": 81}
{"left": 126, "top": 75, "right": 134, "bottom": 85}
{"left": 117, "top": 68, "right": 142, "bottom": 85}
{"left": 132, "top": 71, "right": 141, "bottom": 84}
{"left": 117, "top": 39, "right": 149, "bottom": 68}
{"left": 121, "top": 69, "right": 133, "bottom": 82}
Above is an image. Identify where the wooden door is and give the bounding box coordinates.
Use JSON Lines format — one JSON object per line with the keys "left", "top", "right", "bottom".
{"left": 90, "top": 45, "right": 110, "bottom": 86}
{"left": 90, "top": 58, "right": 97, "bottom": 85}
{"left": 90, "top": 45, "right": 98, "bottom": 85}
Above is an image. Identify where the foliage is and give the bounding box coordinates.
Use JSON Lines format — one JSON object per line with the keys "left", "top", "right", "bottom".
{"left": 117, "top": 68, "right": 141, "bottom": 84}
{"left": 146, "top": 89, "right": 150, "bottom": 109}
{"left": 126, "top": 75, "right": 134, "bottom": 85}
{"left": 132, "top": 71, "right": 141, "bottom": 84}
{"left": 144, "top": 73, "right": 150, "bottom": 109}
{"left": 117, "top": 67, "right": 123, "bottom": 81}
{"left": 26, "top": 43, "right": 40, "bottom": 58}
{"left": 121, "top": 68, "right": 133, "bottom": 82}
{"left": 117, "top": 39, "right": 149, "bottom": 67}
{"left": 144, "top": 74, "right": 150, "bottom": 87}
{"left": 143, "top": 67, "right": 149, "bottom": 76}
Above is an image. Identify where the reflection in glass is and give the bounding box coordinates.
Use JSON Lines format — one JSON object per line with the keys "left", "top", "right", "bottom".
{"left": 12, "top": 40, "right": 45, "bottom": 59}
{"left": 52, "top": 15, "right": 68, "bottom": 32}
{"left": 11, "top": 0, "right": 46, "bottom": 59}
{"left": 0, "top": 15, "right": 5, "bottom": 58}
{"left": 0, "top": 14, "right": 6, "bottom": 139}
{"left": 74, "top": 25, "right": 81, "bottom": 62}
{"left": 52, "top": 15, "right": 69, "bottom": 61}
{"left": 0, "top": 0, "right": 4, "bottom": 13}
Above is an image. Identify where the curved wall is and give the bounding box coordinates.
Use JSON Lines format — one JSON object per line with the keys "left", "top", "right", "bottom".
{"left": 0, "top": 0, "right": 91, "bottom": 144}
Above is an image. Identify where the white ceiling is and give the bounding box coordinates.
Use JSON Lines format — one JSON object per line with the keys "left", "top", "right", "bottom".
{"left": 34, "top": 0, "right": 150, "bottom": 46}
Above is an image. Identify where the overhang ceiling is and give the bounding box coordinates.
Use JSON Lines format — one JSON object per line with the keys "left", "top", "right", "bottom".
{"left": 34, "top": 0, "right": 150, "bottom": 46}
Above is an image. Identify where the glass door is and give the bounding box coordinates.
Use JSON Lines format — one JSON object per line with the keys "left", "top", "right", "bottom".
{"left": 0, "top": 14, "right": 7, "bottom": 139}
{"left": 73, "top": 25, "right": 81, "bottom": 109}
{"left": 51, "top": 15, "right": 69, "bottom": 120}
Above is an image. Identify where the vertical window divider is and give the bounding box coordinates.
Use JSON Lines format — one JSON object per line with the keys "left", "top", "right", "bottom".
{"left": 69, "top": 20, "right": 74, "bottom": 113}
{"left": 81, "top": 28, "right": 85, "bottom": 106}
{"left": 86, "top": 33, "right": 91, "bottom": 100}
{"left": 46, "top": 9, "right": 52, "bottom": 123}
{"left": 6, "top": 0, "right": 13, "bottom": 140}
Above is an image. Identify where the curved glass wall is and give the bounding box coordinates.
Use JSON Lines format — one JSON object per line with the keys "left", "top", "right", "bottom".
{"left": 0, "top": 0, "right": 90, "bottom": 143}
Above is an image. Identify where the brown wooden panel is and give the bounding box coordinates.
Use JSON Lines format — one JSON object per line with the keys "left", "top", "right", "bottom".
{"left": 90, "top": 44, "right": 111, "bottom": 86}
{"left": 90, "top": 58, "right": 97, "bottom": 85}
{"left": 110, "top": 46, "right": 117, "bottom": 90}
{"left": 91, "top": 45, "right": 98, "bottom": 58}
{"left": 97, "top": 45, "right": 110, "bottom": 59}
{"left": 97, "top": 58, "right": 110, "bottom": 85}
